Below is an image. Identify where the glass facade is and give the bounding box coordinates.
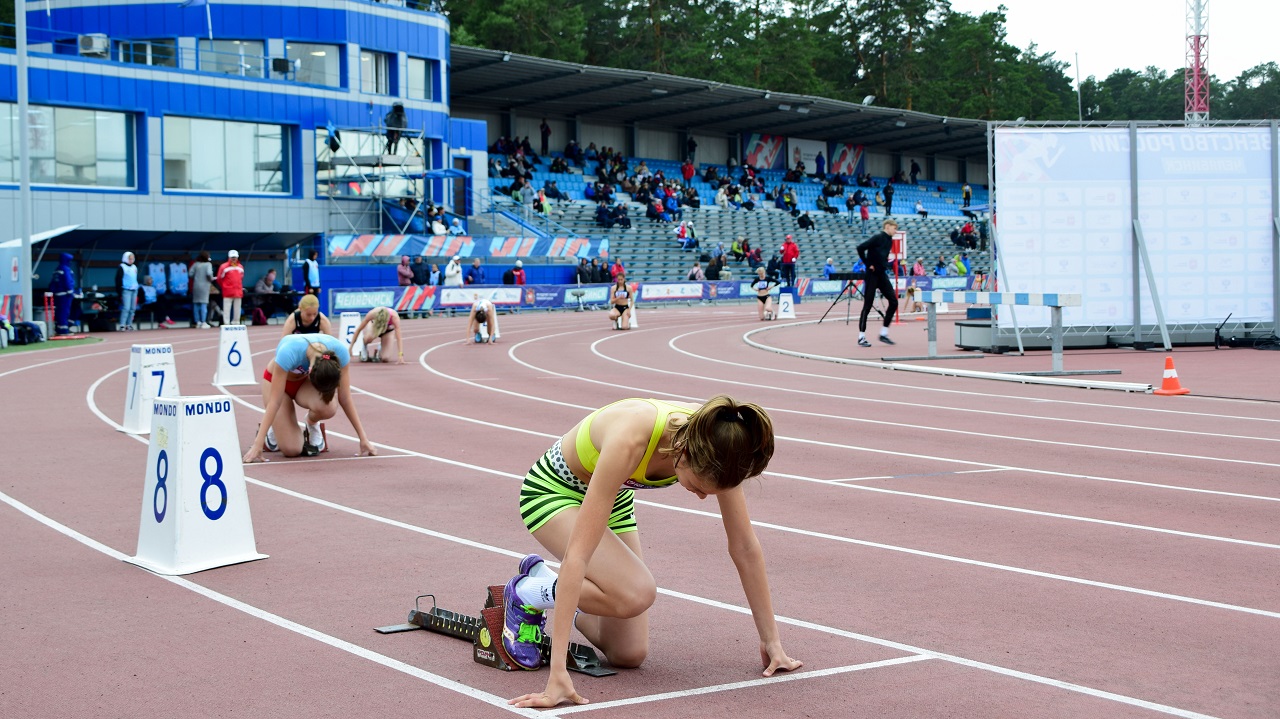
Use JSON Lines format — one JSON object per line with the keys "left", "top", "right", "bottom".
{"left": 406, "top": 57, "right": 439, "bottom": 101}
{"left": 315, "top": 127, "right": 428, "bottom": 198}
{"left": 119, "top": 40, "right": 178, "bottom": 68}
{"left": 163, "top": 116, "right": 289, "bottom": 194}
{"left": 0, "top": 103, "right": 134, "bottom": 188}
{"left": 198, "top": 39, "right": 265, "bottom": 78}
{"left": 360, "top": 50, "right": 391, "bottom": 95}
{"left": 288, "top": 43, "right": 342, "bottom": 87}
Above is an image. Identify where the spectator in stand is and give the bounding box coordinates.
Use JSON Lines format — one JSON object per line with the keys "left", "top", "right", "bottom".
{"left": 664, "top": 193, "right": 683, "bottom": 222}
{"left": 934, "top": 253, "right": 949, "bottom": 276}
{"left": 190, "top": 251, "right": 215, "bottom": 328}
{"left": 729, "top": 236, "right": 744, "bottom": 262}
{"left": 576, "top": 258, "right": 593, "bottom": 284}
{"left": 686, "top": 135, "right": 697, "bottom": 164}
{"left": 254, "top": 269, "right": 280, "bottom": 295}
{"left": 823, "top": 258, "right": 838, "bottom": 280}
{"left": 747, "top": 246, "right": 764, "bottom": 270}
{"left": 549, "top": 156, "right": 569, "bottom": 174}
{"left": 539, "top": 119, "right": 551, "bottom": 156}
{"left": 216, "top": 250, "right": 245, "bottom": 326}
{"left": 610, "top": 258, "right": 625, "bottom": 280}
{"left": 503, "top": 260, "right": 527, "bottom": 285}
{"left": 765, "top": 251, "right": 782, "bottom": 284}
{"left": 915, "top": 200, "right": 928, "bottom": 218}
{"left": 675, "top": 221, "right": 699, "bottom": 252}
{"left": 680, "top": 159, "right": 696, "bottom": 188}
{"left": 444, "top": 255, "right": 464, "bottom": 287}
{"left": 859, "top": 202, "right": 871, "bottom": 234}
{"left": 796, "top": 211, "right": 816, "bottom": 232}
{"left": 962, "top": 182, "right": 973, "bottom": 207}
{"left": 949, "top": 254, "right": 968, "bottom": 276}
{"left": 590, "top": 258, "right": 610, "bottom": 284}
{"left": 681, "top": 186, "right": 701, "bottom": 209}
{"left": 411, "top": 256, "right": 430, "bottom": 286}
{"left": 429, "top": 263, "right": 442, "bottom": 286}
{"left": 448, "top": 218, "right": 466, "bottom": 236}
{"left": 714, "top": 185, "right": 730, "bottom": 210}
{"left": 814, "top": 151, "right": 826, "bottom": 180}
{"left": 779, "top": 234, "right": 800, "bottom": 287}
{"left": 883, "top": 182, "right": 895, "bottom": 216}
{"left": 686, "top": 260, "right": 705, "bottom": 281}
{"left": 595, "top": 201, "right": 614, "bottom": 229}
{"left": 909, "top": 159, "right": 921, "bottom": 184}
{"left": 397, "top": 256, "right": 414, "bottom": 287}
{"left": 711, "top": 242, "right": 726, "bottom": 264}
{"left": 911, "top": 257, "right": 927, "bottom": 276}
{"left": 465, "top": 258, "right": 487, "bottom": 285}
{"left": 845, "top": 193, "right": 859, "bottom": 226}
{"left": 705, "top": 256, "right": 721, "bottom": 281}
{"left": 816, "top": 195, "right": 837, "bottom": 215}
{"left": 610, "top": 203, "right": 632, "bottom": 230}
{"left": 544, "top": 180, "right": 569, "bottom": 203}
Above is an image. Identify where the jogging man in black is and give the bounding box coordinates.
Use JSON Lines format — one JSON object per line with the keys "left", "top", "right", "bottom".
{"left": 855, "top": 219, "right": 900, "bottom": 346}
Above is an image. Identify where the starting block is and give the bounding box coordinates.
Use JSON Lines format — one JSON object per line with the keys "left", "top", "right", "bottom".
{"left": 375, "top": 588, "right": 614, "bottom": 677}
{"left": 300, "top": 422, "right": 329, "bottom": 456}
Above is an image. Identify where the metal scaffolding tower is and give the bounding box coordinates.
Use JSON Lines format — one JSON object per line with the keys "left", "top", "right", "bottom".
{"left": 1185, "top": 0, "right": 1210, "bottom": 125}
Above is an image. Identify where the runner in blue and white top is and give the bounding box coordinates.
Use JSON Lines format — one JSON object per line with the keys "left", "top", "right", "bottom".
{"left": 243, "top": 333, "right": 373, "bottom": 463}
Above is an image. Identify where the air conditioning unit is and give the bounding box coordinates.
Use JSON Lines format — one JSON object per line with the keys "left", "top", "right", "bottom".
{"left": 78, "top": 34, "right": 110, "bottom": 57}
{"left": 270, "top": 57, "right": 299, "bottom": 75}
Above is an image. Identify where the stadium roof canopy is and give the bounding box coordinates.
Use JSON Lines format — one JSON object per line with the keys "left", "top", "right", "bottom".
{"left": 450, "top": 46, "right": 991, "bottom": 160}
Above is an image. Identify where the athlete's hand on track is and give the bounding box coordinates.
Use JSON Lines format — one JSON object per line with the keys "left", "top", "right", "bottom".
{"left": 397, "top": 356, "right": 406, "bottom": 365}
{"left": 243, "top": 447, "right": 265, "bottom": 464}
{"left": 358, "top": 440, "right": 377, "bottom": 457}
{"left": 509, "top": 671, "right": 587, "bottom": 708}
{"left": 760, "top": 641, "right": 803, "bottom": 677}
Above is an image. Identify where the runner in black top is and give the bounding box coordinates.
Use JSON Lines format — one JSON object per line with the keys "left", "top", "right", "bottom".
{"left": 854, "top": 219, "right": 899, "bottom": 346}
{"left": 281, "top": 294, "right": 333, "bottom": 336}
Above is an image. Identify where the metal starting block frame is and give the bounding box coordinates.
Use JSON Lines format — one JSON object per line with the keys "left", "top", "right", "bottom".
{"left": 375, "top": 590, "right": 615, "bottom": 677}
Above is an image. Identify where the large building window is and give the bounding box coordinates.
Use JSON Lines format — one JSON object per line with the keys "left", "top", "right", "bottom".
{"left": 0, "top": 103, "right": 134, "bottom": 188}
{"left": 406, "top": 57, "right": 440, "bottom": 101}
{"left": 198, "top": 39, "right": 265, "bottom": 78}
{"left": 119, "top": 40, "right": 177, "bottom": 68}
{"left": 360, "top": 50, "right": 391, "bottom": 95}
{"left": 164, "top": 116, "right": 289, "bottom": 194}
{"left": 288, "top": 43, "right": 342, "bottom": 88}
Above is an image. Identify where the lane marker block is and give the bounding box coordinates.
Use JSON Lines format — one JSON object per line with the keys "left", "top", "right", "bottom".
{"left": 122, "top": 344, "right": 181, "bottom": 435}
{"left": 777, "top": 289, "right": 796, "bottom": 320}
{"left": 339, "top": 312, "right": 366, "bottom": 359}
{"left": 128, "top": 396, "right": 268, "bottom": 575}
{"left": 212, "top": 325, "right": 256, "bottom": 386}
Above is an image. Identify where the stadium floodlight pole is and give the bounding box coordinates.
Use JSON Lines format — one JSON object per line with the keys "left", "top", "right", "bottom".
{"left": 1075, "top": 52, "right": 1083, "bottom": 122}
{"left": 16, "top": 0, "right": 35, "bottom": 323}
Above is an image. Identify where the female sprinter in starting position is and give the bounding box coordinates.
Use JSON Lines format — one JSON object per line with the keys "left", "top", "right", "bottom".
{"left": 242, "top": 332, "right": 375, "bottom": 461}
{"left": 280, "top": 294, "right": 332, "bottom": 336}
{"left": 349, "top": 306, "right": 404, "bottom": 363}
{"left": 467, "top": 296, "right": 500, "bottom": 344}
{"left": 752, "top": 266, "right": 779, "bottom": 321}
{"left": 506, "top": 395, "right": 802, "bottom": 709}
{"left": 607, "top": 275, "right": 632, "bottom": 330}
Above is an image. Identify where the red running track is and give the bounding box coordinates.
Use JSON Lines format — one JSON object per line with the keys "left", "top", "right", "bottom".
{"left": 2, "top": 305, "right": 1277, "bottom": 718}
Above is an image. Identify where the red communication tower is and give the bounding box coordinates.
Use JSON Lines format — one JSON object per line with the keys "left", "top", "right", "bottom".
{"left": 1185, "top": 0, "right": 1210, "bottom": 124}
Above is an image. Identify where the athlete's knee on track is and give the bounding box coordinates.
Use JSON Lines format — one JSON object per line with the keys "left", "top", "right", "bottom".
{"left": 606, "top": 642, "right": 648, "bottom": 669}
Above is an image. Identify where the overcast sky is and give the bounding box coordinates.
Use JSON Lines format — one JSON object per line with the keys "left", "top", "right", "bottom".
{"left": 946, "top": 0, "right": 1279, "bottom": 83}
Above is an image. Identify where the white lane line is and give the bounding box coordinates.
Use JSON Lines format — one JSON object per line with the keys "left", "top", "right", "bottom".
{"left": 581, "top": 333, "right": 1280, "bottom": 467}
{"left": 203, "top": 378, "right": 1280, "bottom": 620}
{"left": 548, "top": 655, "right": 934, "bottom": 716}
{"left": 660, "top": 327, "right": 1280, "bottom": 438}
{"left": 806, "top": 468, "right": 1013, "bottom": 483}
{"left": 0, "top": 335, "right": 219, "bottom": 380}
{"left": 423, "top": 330, "right": 1280, "bottom": 504}
{"left": 78, "top": 372, "right": 1235, "bottom": 719}
{"left": 0, "top": 492, "right": 543, "bottom": 718}
{"left": 250, "top": 453, "right": 416, "bottom": 465}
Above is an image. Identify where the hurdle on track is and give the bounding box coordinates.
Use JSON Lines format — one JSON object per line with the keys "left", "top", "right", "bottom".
{"left": 886, "top": 291, "right": 1120, "bottom": 377}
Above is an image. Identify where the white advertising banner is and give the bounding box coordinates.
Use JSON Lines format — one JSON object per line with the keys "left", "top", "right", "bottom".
{"left": 786, "top": 137, "right": 828, "bottom": 174}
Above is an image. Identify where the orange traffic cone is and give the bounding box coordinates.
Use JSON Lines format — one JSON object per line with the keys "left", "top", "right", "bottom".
{"left": 1153, "top": 356, "right": 1190, "bottom": 396}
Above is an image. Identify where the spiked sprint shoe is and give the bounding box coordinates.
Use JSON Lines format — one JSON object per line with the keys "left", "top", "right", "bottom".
{"left": 502, "top": 572, "right": 547, "bottom": 670}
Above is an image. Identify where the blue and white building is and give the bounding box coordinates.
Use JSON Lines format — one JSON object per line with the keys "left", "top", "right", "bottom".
{"left": 1, "top": 0, "right": 485, "bottom": 300}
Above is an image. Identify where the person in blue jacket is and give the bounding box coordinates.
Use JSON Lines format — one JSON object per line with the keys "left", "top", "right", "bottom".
{"left": 49, "top": 253, "right": 77, "bottom": 335}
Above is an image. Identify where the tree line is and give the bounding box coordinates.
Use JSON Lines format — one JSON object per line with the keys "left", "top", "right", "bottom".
{"left": 442, "top": 0, "right": 1279, "bottom": 122}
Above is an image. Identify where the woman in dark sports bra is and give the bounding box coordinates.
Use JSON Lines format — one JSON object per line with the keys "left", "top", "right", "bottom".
{"left": 607, "top": 275, "right": 633, "bottom": 330}
{"left": 281, "top": 294, "right": 332, "bottom": 336}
